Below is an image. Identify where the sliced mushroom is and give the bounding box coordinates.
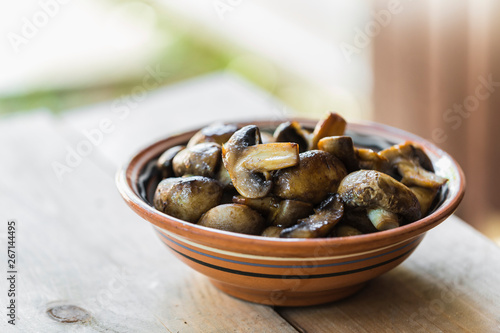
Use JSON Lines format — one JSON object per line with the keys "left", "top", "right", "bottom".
{"left": 273, "top": 121, "right": 309, "bottom": 153}
{"left": 187, "top": 123, "right": 238, "bottom": 147}
{"left": 409, "top": 186, "right": 439, "bottom": 216}
{"left": 172, "top": 142, "right": 222, "bottom": 178}
{"left": 310, "top": 112, "right": 347, "bottom": 149}
{"left": 318, "top": 136, "right": 359, "bottom": 172}
{"left": 241, "top": 143, "right": 299, "bottom": 172}
{"left": 154, "top": 176, "right": 223, "bottom": 222}
{"left": 268, "top": 200, "right": 314, "bottom": 228}
{"left": 273, "top": 150, "right": 347, "bottom": 204}
{"left": 156, "top": 145, "right": 185, "bottom": 179}
{"left": 280, "top": 194, "right": 344, "bottom": 238}
{"left": 338, "top": 170, "right": 421, "bottom": 230}
{"left": 222, "top": 125, "right": 299, "bottom": 198}
{"left": 379, "top": 142, "right": 447, "bottom": 189}
{"left": 198, "top": 203, "right": 265, "bottom": 235}
{"left": 355, "top": 148, "right": 391, "bottom": 173}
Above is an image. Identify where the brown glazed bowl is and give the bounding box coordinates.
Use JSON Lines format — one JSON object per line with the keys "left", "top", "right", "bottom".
{"left": 116, "top": 119, "right": 465, "bottom": 306}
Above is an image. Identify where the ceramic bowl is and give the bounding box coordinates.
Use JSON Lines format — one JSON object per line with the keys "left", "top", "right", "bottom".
{"left": 116, "top": 119, "right": 465, "bottom": 306}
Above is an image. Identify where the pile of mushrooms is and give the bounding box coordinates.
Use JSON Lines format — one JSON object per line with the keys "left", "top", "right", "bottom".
{"left": 153, "top": 113, "right": 448, "bottom": 238}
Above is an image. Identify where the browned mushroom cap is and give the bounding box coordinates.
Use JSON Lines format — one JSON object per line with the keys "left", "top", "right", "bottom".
{"left": 338, "top": 170, "right": 421, "bottom": 226}
{"left": 310, "top": 112, "right": 347, "bottom": 149}
{"left": 198, "top": 203, "right": 265, "bottom": 235}
{"left": 273, "top": 150, "right": 347, "bottom": 204}
{"left": 268, "top": 200, "right": 314, "bottom": 228}
{"left": 379, "top": 142, "right": 447, "bottom": 189}
{"left": 355, "top": 148, "right": 391, "bottom": 173}
{"left": 318, "top": 136, "right": 359, "bottom": 172}
{"left": 273, "top": 121, "right": 309, "bottom": 153}
{"left": 280, "top": 194, "right": 344, "bottom": 238}
{"left": 172, "top": 142, "right": 222, "bottom": 178}
{"left": 154, "top": 176, "right": 223, "bottom": 222}
{"left": 156, "top": 145, "right": 185, "bottom": 179}
{"left": 222, "top": 125, "right": 299, "bottom": 199}
{"left": 187, "top": 123, "right": 238, "bottom": 147}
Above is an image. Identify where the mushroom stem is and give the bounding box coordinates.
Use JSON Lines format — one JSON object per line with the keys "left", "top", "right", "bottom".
{"left": 367, "top": 208, "right": 400, "bottom": 231}
{"left": 241, "top": 143, "right": 299, "bottom": 172}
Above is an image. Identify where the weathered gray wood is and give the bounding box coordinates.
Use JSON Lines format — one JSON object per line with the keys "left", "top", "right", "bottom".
{"left": 0, "top": 76, "right": 298, "bottom": 333}
{"left": 276, "top": 218, "right": 500, "bottom": 333}
{"left": 1, "top": 74, "right": 500, "bottom": 332}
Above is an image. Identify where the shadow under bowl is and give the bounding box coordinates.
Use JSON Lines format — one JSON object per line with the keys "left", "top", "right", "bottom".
{"left": 116, "top": 119, "right": 465, "bottom": 306}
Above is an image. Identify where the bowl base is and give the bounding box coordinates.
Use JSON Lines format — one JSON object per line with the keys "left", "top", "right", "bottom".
{"left": 210, "top": 279, "right": 367, "bottom": 307}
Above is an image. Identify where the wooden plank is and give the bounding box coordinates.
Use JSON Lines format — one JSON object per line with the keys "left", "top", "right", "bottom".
{"left": 2, "top": 74, "right": 500, "bottom": 332}
{"left": 0, "top": 85, "right": 298, "bottom": 332}
{"left": 276, "top": 216, "right": 500, "bottom": 332}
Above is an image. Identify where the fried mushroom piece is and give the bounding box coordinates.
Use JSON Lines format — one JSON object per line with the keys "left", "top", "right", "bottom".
{"left": 156, "top": 145, "right": 185, "bottom": 179}
{"left": 187, "top": 123, "right": 238, "bottom": 147}
{"left": 232, "top": 195, "right": 280, "bottom": 217}
{"left": 379, "top": 142, "right": 447, "bottom": 189}
{"left": 233, "top": 196, "right": 313, "bottom": 228}
{"left": 273, "top": 150, "right": 347, "bottom": 204}
{"left": 172, "top": 142, "right": 222, "bottom": 178}
{"left": 273, "top": 121, "right": 309, "bottom": 153}
{"left": 261, "top": 226, "right": 283, "bottom": 237}
{"left": 198, "top": 204, "right": 265, "bottom": 235}
{"left": 268, "top": 200, "right": 314, "bottom": 228}
{"left": 355, "top": 148, "right": 391, "bottom": 173}
{"left": 222, "top": 125, "right": 299, "bottom": 199}
{"left": 154, "top": 176, "right": 223, "bottom": 222}
{"left": 338, "top": 170, "right": 421, "bottom": 231}
{"left": 310, "top": 112, "right": 347, "bottom": 149}
{"left": 341, "top": 208, "right": 378, "bottom": 234}
{"left": 280, "top": 194, "right": 344, "bottom": 238}
{"left": 409, "top": 186, "right": 440, "bottom": 216}
{"left": 318, "top": 136, "right": 359, "bottom": 172}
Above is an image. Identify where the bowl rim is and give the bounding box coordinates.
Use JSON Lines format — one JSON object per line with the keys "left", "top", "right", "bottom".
{"left": 116, "top": 118, "right": 466, "bottom": 257}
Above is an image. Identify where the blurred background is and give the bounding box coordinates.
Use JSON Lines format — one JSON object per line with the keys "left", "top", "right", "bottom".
{"left": 1, "top": 0, "right": 499, "bottom": 243}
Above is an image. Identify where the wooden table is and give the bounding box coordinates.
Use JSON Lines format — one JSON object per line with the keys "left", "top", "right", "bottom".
{"left": 1, "top": 73, "right": 500, "bottom": 332}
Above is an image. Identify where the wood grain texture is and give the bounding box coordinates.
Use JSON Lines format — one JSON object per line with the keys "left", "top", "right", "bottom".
{"left": 1, "top": 74, "right": 499, "bottom": 332}
{"left": 0, "top": 76, "right": 297, "bottom": 333}
{"left": 277, "top": 219, "right": 500, "bottom": 333}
